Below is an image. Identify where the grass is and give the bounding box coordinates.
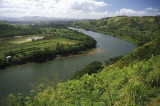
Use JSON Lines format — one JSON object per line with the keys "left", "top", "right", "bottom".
{"left": 72, "top": 16, "right": 160, "bottom": 46}
{"left": 0, "top": 30, "right": 79, "bottom": 58}
{"left": 0, "top": 25, "right": 97, "bottom": 69}
{"left": 0, "top": 37, "right": 78, "bottom": 54}
{"left": 10, "top": 36, "right": 44, "bottom": 44}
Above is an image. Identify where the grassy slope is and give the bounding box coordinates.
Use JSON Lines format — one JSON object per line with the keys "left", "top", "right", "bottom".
{"left": 72, "top": 16, "right": 160, "bottom": 71}
{"left": 72, "top": 16, "right": 160, "bottom": 46}
{"left": 7, "top": 16, "right": 160, "bottom": 105}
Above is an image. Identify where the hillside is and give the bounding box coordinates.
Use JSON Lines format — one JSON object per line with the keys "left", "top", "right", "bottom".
{"left": 72, "top": 16, "right": 160, "bottom": 46}
{"left": 7, "top": 16, "right": 160, "bottom": 105}
{"left": 8, "top": 55, "right": 160, "bottom": 106}
{"left": 0, "top": 23, "right": 42, "bottom": 37}
{"left": 72, "top": 16, "right": 160, "bottom": 68}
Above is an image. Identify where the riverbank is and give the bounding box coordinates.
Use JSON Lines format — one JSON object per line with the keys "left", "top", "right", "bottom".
{"left": 72, "top": 16, "right": 160, "bottom": 47}
{"left": 58, "top": 48, "right": 102, "bottom": 59}
{"left": 0, "top": 27, "right": 97, "bottom": 69}
{"left": 0, "top": 28, "right": 136, "bottom": 103}
{"left": 7, "top": 16, "right": 160, "bottom": 106}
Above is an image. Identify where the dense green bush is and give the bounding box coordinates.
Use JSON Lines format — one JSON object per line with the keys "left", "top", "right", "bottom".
{"left": 7, "top": 55, "right": 160, "bottom": 105}
{"left": 104, "top": 55, "right": 123, "bottom": 66}
{"left": 72, "top": 61, "right": 103, "bottom": 79}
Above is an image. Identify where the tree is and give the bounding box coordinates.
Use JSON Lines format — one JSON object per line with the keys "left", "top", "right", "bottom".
{"left": 56, "top": 43, "right": 64, "bottom": 54}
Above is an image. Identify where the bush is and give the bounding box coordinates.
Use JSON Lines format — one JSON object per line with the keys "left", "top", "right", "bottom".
{"left": 72, "top": 61, "right": 103, "bottom": 79}
{"left": 104, "top": 55, "right": 123, "bottom": 66}
{"left": 7, "top": 55, "right": 160, "bottom": 105}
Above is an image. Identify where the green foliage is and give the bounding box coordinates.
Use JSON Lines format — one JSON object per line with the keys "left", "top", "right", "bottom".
{"left": 0, "top": 26, "right": 97, "bottom": 68}
{"left": 72, "top": 61, "right": 103, "bottom": 79}
{"left": 0, "top": 23, "right": 42, "bottom": 37}
{"left": 8, "top": 55, "right": 160, "bottom": 105}
{"left": 156, "top": 95, "right": 160, "bottom": 102}
{"left": 104, "top": 55, "right": 123, "bottom": 66}
{"left": 8, "top": 93, "right": 24, "bottom": 106}
{"left": 5, "top": 16, "right": 160, "bottom": 105}
{"left": 105, "top": 38, "right": 160, "bottom": 70}
{"left": 72, "top": 16, "right": 160, "bottom": 46}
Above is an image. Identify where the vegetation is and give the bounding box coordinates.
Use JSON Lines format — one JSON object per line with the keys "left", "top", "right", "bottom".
{"left": 7, "top": 55, "right": 160, "bottom": 105}
{"left": 5, "top": 16, "right": 160, "bottom": 105}
{"left": 72, "top": 55, "right": 124, "bottom": 80}
{"left": 72, "top": 61, "right": 103, "bottom": 79}
{"left": 0, "top": 23, "right": 43, "bottom": 37}
{"left": 104, "top": 55, "right": 123, "bottom": 66}
{"left": 29, "top": 21, "right": 76, "bottom": 28}
{"left": 0, "top": 24, "right": 96, "bottom": 69}
{"left": 72, "top": 16, "right": 160, "bottom": 46}
{"left": 104, "top": 36, "right": 160, "bottom": 70}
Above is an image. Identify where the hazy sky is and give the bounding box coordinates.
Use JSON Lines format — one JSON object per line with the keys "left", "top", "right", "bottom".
{"left": 0, "top": 0, "right": 160, "bottom": 19}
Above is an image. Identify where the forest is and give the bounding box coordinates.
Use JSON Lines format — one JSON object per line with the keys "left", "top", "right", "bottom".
{"left": 2, "top": 16, "right": 160, "bottom": 105}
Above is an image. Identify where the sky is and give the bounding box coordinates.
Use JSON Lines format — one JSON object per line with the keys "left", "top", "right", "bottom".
{"left": 0, "top": 0, "right": 160, "bottom": 19}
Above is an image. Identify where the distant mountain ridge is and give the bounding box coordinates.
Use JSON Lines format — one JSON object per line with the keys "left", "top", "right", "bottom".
{"left": 0, "top": 16, "right": 89, "bottom": 22}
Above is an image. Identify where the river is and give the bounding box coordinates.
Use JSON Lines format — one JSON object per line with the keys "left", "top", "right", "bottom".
{"left": 0, "top": 28, "right": 136, "bottom": 100}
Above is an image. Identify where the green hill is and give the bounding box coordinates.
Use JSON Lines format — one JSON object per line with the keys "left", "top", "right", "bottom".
{"left": 72, "top": 16, "right": 160, "bottom": 46}
{"left": 0, "top": 23, "right": 42, "bottom": 37}
{"left": 8, "top": 55, "right": 160, "bottom": 106}
{"left": 7, "top": 16, "right": 160, "bottom": 105}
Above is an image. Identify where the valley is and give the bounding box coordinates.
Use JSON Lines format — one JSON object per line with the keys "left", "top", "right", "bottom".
{"left": 0, "top": 16, "right": 160, "bottom": 106}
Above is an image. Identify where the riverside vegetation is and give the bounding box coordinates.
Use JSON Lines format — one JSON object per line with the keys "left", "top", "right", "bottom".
{"left": 5, "top": 16, "right": 160, "bottom": 105}
{"left": 0, "top": 23, "right": 96, "bottom": 69}
{"left": 72, "top": 16, "right": 160, "bottom": 46}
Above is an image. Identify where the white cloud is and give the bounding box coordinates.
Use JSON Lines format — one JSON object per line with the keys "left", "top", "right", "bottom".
{"left": 108, "top": 8, "right": 160, "bottom": 17}
{"left": 0, "top": 0, "right": 109, "bottom": 19}
{"left": 145, "top": 7, "right": 158, "bottom": 11}
{"left": 70, "top": 0, "right": 107, "bottom": 11}
{"left": 115, "top": 8, "right": 147, "bottom": 16}
{"left": 0, "top": 0, "right": 160, "bottom": 19}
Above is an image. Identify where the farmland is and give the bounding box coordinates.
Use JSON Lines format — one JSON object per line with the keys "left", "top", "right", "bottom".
{"left": 0, "top": 23, "right": 97, "bottom": 69}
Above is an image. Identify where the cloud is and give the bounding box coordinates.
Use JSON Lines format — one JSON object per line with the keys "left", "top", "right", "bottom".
{"left": 70, "top": 0, "right": 107, "bottom": 11}
{"left": 145, "top": 7, "right": 159, "bottom": 11}
{"left": 0, "top": 0, "right": 109, "bottom": 19}
{"left": 0, "top": 0, "right": 160, "bottom": 19}
{"left": 109, "top": 8, "right": 160, "bottom": 17}
{"left": 115, "top": 8, "right": 147, "bottom": 16}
